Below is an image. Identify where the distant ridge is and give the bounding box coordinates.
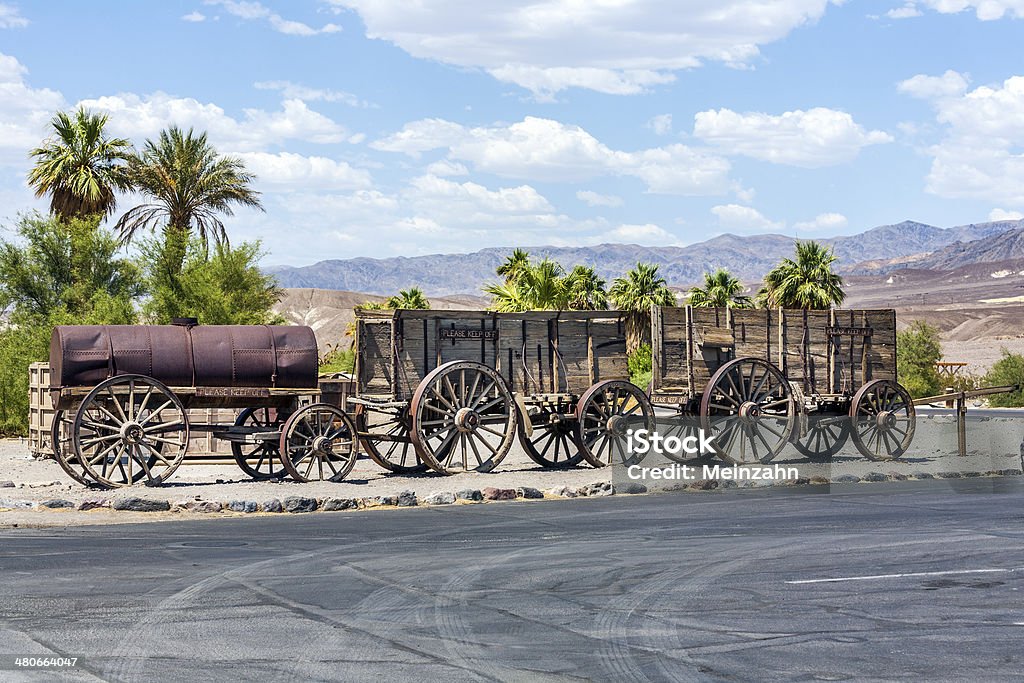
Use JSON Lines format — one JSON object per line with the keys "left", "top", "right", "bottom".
{"left": 267, "top": 219, "right": 1024, "bottom": 296}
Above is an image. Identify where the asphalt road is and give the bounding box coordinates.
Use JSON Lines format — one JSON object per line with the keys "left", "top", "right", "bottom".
{"left": 2, "top": 479, "right": 1024, "bottom": 682}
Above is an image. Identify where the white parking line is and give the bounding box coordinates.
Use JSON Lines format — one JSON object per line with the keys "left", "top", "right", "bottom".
{"left": 786, "top": 567, "right": 1021, "bottom": 585}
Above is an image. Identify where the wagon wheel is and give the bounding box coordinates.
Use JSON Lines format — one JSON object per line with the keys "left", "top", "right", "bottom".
{"left": 700, "top": 358, "right": 796, "bottom": 465}
{"left": 849, "top": 379, "right": 916, "bottom": 461}
{"left": 74, "top": 374, "right": 188, "bottom": 488}
{"left": 660, "top": 412, "right": 716, "bottom": 464}
{"left": 231, "top": 406, "right": 289, "bottom": 480}
{"left": 576, "top": 380, "right": 655, "bottom": 468}
{"left": 51, "top": 409, "right": 94, "bottom": 486}
{"left": 520, "top": 408, "right": 586, "bottom": 469}
{"left": 354, "top": 403, "right": 429, "bottom": 474}
{"left": 279, "top": 404, "right": 359, "bottom": 482}
{"left": 409, "top": 361, "right": 517, "bottom": 475}
{"left": 793, "top": 414, "right": 851, "bottom": 461}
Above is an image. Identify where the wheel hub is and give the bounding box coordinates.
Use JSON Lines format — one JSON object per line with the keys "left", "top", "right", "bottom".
{"left": 312, "top": 435, "right": 335, "bottom": 454}
{"left": 120, "top": 421, "right": 146, "bottom": 445}
{"left": 876, "top": 411, "right": 897, "bottom": 430}
{"left": 455, "top": 407, "right": 481, "bottom": 432}
{"left": 738, "top": 401, "right": 762, "bottom": 421}
{"left": 605, "top": 414, "right": 629, "bottom": 436}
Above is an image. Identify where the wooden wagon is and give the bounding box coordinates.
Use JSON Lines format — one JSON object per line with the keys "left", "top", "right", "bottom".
{"left": 351, "top": 309, "right": 653, "bottom": 474}
{"left": 649, "top": 306, "right": 914, "bottom": 463}
{"left": 48, "top": 322, "right": 359, "bottom": 488}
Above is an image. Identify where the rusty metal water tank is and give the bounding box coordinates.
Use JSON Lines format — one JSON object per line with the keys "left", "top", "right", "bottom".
{"left": 49, "top": 324, "right": 319, "bottom": 389}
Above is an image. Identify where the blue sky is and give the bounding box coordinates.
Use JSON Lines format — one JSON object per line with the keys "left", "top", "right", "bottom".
{"left": 1, "top": 0, "right": 1022, "bottom": 266}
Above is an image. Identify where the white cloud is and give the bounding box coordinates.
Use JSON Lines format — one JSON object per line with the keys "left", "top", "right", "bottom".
{"left": 254, "top": 80, "right": 373, "bottom": 107}
{"left": 916, "top": 1, "right": 1024, "bottom": 20}
{"left": 330, "top": 0, "right": 838, "bottom": 96}
{"left": 79, "top": 92, "right": 348, "bottom": 150}
{"left": 904, "top": 75, "right": 1024, "bottom": 205}
{"left": 0, "top": 3, "right": 27, "bottom": 28}
{"left": 0, "top": 53, "right": 64, "bottom": 162}
{"left": 601, "top": 223, "right": 681, "bottom": 246}
{"left": 886, "top": 3, "right": 923, "bottom": 18}
{"left": 234, "top": 152, "right": 372, "bottom": 189}
{"left": 711, "top": 204, "right": 783, "bottom": 231}
{"left": 182, "top": 11, "right": 206, "bottom": 22}
{"left": 897, "top": 70, "right": 969, "bottom": 99}
{"left": 794, "top": 212, "right": 848, "bottom": 231}
{"left": 370, "top": 118, "right": 467, "bottom": 156}
{"left": 577, "top": 190, "right": 624, "bottom": 208}
{"left": 206, "top": 0, "right": 341, "bottom": 35}
{"left": 694, "top": 107, "right": 893, "bottom": 167}
{"left": 425, "top": 159, "right": 468, "bottom": 176}
{"left": 989, "top": 208, "right": 1024, "bottom": 221}
{"left": 647, "top": 114, "right": 673, "bottom": 136}
{"left": 374, "top": 116, "right": 733, "bottom": 195}
{"left": 406, "top": 174, "right": 554, "bottom": 215}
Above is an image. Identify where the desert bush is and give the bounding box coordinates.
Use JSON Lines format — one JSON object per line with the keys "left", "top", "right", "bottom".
{"left": 984, "top": 351, "right": 1024, "bottom": 407}
{"left": 628, "top": 343, "right": 653, "bottom": 390}
{"left": 897, "top": 320, "right": 943, "bottom": 398}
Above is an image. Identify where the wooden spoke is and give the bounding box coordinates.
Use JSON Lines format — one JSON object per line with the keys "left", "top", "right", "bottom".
{"left": 232, "top": 406, "right": 289, "bottom": 480}
{"left": 700, "top": 358, "right": 795, "bottom": 465}
{"left": 849, "top": 380, "right": 916, "bottom": 461}
{"left": 279, "top": 404, "right": 358, "bottom": 483}
{"left": 73, "top": 374, "right": 186, "bottom": 489}
{"left": 575, "top": 380, "right": 654, "bottom": 468}
{"left": 410, "top": 361, "right": 516, "bottom": 475}
{"left": 794, "top": 415, "right": 851, "bottom": 461}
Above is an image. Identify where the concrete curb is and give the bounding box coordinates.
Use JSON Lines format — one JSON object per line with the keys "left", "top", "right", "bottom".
{"left": 1, "top": 469, "right": 1021, "bottom": 516}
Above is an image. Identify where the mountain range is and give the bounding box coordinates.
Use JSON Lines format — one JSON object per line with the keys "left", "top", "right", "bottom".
{"left": 267, "top": 218, "right": 1024, "bottom": 296}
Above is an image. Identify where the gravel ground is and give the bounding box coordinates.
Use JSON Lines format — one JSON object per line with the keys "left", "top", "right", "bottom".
{"left": 3, "top": 410, "right": 1023, "bottom": 527}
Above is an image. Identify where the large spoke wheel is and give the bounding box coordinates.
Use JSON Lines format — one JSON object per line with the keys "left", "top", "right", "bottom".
{"left": 850, "top": 379, "right": 916, "bottom": 461}
{"left": 51, "top": 409, "right": 94, "bottom": 486}
{"left": 576, "top": 380, "right": 655, "bottom": 468}
{"left": 409, "top": 361, "right": 517, "bottom": 475}
{"left": 232, "top": 406, "right": 289, "bottom": 480}
{"left": 279, "top": 404, "right": 359, "bottom": 482}
{"left": 659, "top": 412, "right": 716, "bottom": 465}
{"left": 520, "top": 408, "right": 585, "bottom": 469}
{"left": 793, "top": 414, "right": 851, "bottom": 461}
{"left": 354, "top": 403, "right": 429, "bottom": 474}
{"left": 73, "top": 374, "right": 188, "bottom": 488}
{"left": 700, "top": 358, "right": 795, "bottom": 465}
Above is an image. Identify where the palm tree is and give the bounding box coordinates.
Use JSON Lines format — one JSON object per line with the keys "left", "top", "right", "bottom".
{"left": 386, "top": 287, "right": 430, "bottom": 309}
{"left": 496, "top": 248, "right": 531, "bottom": 283}
{"left": 688, "top": 268, "right": 753, "bottom": 309}
{"left": 484, "top": 258, "right": 568, "bottom": 311}
{"left": 115, "top": 126, "right": 263, "bottom": 254}
{"left": 609, "top": 262, "right": 677, "bottom": 353}
{"left": 564, "top": 265, "right": 608, "bottom": 310}
{"left": 27, "top": 107, "right": 134, "bottom": 221}
{"left": 760, "top": 241, "right": 845, "bottom": 309}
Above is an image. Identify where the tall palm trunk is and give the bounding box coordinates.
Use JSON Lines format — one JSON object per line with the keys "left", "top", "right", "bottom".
{"left": 625, "top": 311, "right": 650, "bottom": 356}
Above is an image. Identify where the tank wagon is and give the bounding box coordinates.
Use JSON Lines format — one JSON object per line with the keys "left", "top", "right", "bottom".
{"left": 48, "top": 320, "right": 357, "bottom": 488}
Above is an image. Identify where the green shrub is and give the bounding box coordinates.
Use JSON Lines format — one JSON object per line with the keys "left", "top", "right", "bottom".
{"left": 984, "top": 351, "right": 1024, "bottom": 407}
{"left": 897, "top": 320, "right": 943, "bottom": 398}
{"left": 319, "top": 347, "right": 355, "bottom": 375}
{"left": 628, "top": 343, "right": 652, "bottom": 390}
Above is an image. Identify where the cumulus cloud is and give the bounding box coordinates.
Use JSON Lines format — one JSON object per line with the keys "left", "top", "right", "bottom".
{"left": 0, "top": 53, "right": 64, "bottom": 162}
{"left": 234, "top": 152, "right": 372, "bottom": 189}
{"left": 711, "top": 204, "right": 783, "bottom": 231}
{"left": 794, "top": 212, "right": 848, "bottom": 231}
{"left": 406, "top": 174, "right": 554, "bottom": 214}
{"left": 647, "top": 114, "right": 673, "bottom": 136}
{"left": 373, "top": 116, "right": 733, "bottom": 196}
{"left": 601, "top": 223, "right": 681, "bottom": 245}
{"left": 693, "top": 107, "right": 893, "bottom": 167}
{"left": 79, "top": 92, "right": 348, "bottom": 150}
{"left": 206, "top": 0, "right": 341, "bottom": 35}
{"left": 0, "top": 3, "right": 27, "bottom": 28}
{"left": 182, "top": 11, "right": 206, "bottom": 22}
{"left": 328, "top": 0, "right": 838, "bottom": 96}
{"left": 886, "top": 3, "right": 923, "bottom": 18}
{"left": 903, "top": 74, "right": 1024, "bottom": 205}
{"left": 897, "top": 70, "right": 969, "bottom": 99}
{"left": 916, "top": 1, "right": 1024, "bottom": 20}
{"left": 576, "top": 190, "right": 624, "bottom": 207}
{"left": 989, "top": 208, "right": 1024, "bottom": 221}
{"left": 254, "top": 80, "right": 373, "bottom": 107}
